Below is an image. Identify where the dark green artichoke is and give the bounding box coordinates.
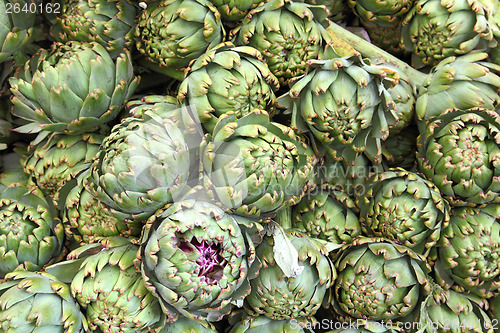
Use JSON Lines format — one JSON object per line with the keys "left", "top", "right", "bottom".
{"left": 23, "top": 132, "right": 104, "bottom": 204}
{"left": 244, "top": 230, "right": 335, "bottom": 320}
{"left": 135, "top": 0, "right": 225, "bottom": 79}
{"left": 0, "top": 270, "right": 88, "bottom": 332}
{"left": 50, "top": 0, "right": 137, "bottom": 58}
{"left": 232, "top": 0, "right": 333, "bottom": 85}
{"left": 278, "top": 55, "right": 415, "bottom": 164}
{"left": 178, "top": 43, "right": 279, "bottom": 133}
{"left": 9, "top": 41, "right": 139, "bottom": 134}
{"left": 139, "top": 200, "right": 263, "bottom": 323}
{"left": 434, "top": 204, "right": 500, "bottom": 299}
{"left": 200, "top": 112, "right": 317, "bottom": 217}
{"left": 357, "top": 168, "right": 450, "bottom": 257}
{"left": 417, "top": 108, "right": 500, "bottom": 206}
{"left": 68, "top": 237, "right": 167, "bottom": 332}
{"left": 0, "top": 179, "right": 64, "bottom": 278}
{"left": 489, "top": 294, "right": 500, "bottom": 332}
{"left": 401, "top": 0, "right": 499, "bottom": 67}
{"left": 326, "top": 236, "right": 432, "bottom": 321}
{"left": 292, "top": 189, "right": 361, "bottom": 247}
{"left": 381, "top": 126, "right": 418, "bottom": 169}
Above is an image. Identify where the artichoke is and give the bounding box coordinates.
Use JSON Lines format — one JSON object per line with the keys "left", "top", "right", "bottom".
{"left": 9, "top": 41, "right": 139, "bottom": 134}
{"left": 417, "top": 108, "right": 500, "bottom": 206}
{"left": 278, "top": 56, "right": 415, "bottom": 164}
{"left": 244, "top": 230, "right": 335, "bottom": 320}
{"left": 415, "top": 52, "right": 500, "bottom": 130}
{"left": 63, "top": 171, "right": 142, "bottom": 246}
{"left": 139, "top": 200, "right": 263, "bottom": 323}
{"left": 200, "top": 112, "right": 317, "bottom": 218}
{"left": 228, "top": 312, "right": 314, "bottom": 333}
{"left": 0, "top": 270, "right": 88, "bottom": 333}
{"left": 381, "top": 126, "right": 418, "bottom": 169}
{"left": 50, "top": 0, "right": 137, "bottom": 58}
{"left": 232, "top": 0, "right": 333, "bottom": 85}
{"left": 419, "top": 285, "right": 494, "bottom": 333}
{"left": 86, "top": 102, "right": 201, "bottom": 221}
{"left": 161, "top": 316, "right": 220, "bottom": 332}
{"left": 401, "top": 0, "right": 499, "bottom": 67}
{"left": 23, "top": 132, "right": 104, "bottom": 204}
{"left": 0, "top": 179, "right": 64, "bottom": 278}
{"left": 357, "top": 168, "right": 450, "bottom": 257}
{"left": 135, "top": 0, "right": 225, "bottom": 79}
{"left": 489, "top": 294, "right": 500, "bottom": 332}
{"left": 434, "top": 204, "right": 500, "bottom": 299}
{"left": 301, "top": 0, "right": 350, "bottom": 22}
{"left": 68, "top": 237, "right": 166, "bottom": 332}
{"left": 292, "top": 189, "right": 361, "bottom": 247}
{"left": 326, "top": 236, "right": 432, "bottom": 321}
{"left": 178, "top": 43, "right": 280, "bottom": 133}
{"left": 210, "top": 0, "right": 266, "bottom": 21}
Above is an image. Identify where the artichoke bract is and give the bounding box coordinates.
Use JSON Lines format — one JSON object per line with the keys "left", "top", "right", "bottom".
{"left": 278, "top": 56, "right": 415, "bottom": 164}
{"left": 200, "top": 112, "right": 317, "bottom": 218}
{"left": 434, "top": 204, "right": 500, "bottom": 299}
{"left": 327, "top": 236, "right": 432, "bottom": 321}
{"left": 244, "top": 231, "right": 335, "bottom": 320}
{"left": 178, "top": 43, "right": 280, "bottom": 133}
{"left": 69, "top": 237, "right": 166, "bottom": 332}
{"left": 50, "top": 0, "right": 137, "bottom": 58}
{"left": 210, "top": 0, "right": 266, "bottom": 21}
{"left": 86, "top": 102, "right": 201, "bottom": 221}
{"left": 401, "top": 0, "right": 499, "bottom": 67}
{"left": 0, "top": 270, "right": 88, "bottom": 333}
{"left": 0, "top": 181, "right": 64, "bottom": 278}
{"left": 135, "top": 0, "right": 225, "bottom": 79}
{"left": 417, "top": 108, "right": 500, "bottom": 206}
{"left": 9, "top": 41, "right": 139, "bottom": 134}
{"left": 292, "top": 189, "right": 361, "bottom": 247}
{"left": 232, "top": 0, "right": 333, "bottom": 85}
{"left": 419, "top": 286, "right": 494, "bottom": 333}
{"left": 415, "top": 52, "right": 500, "bottom": 131}
{"left": 357, "top": 168, "right": 450, "bottom": 258}
{"left": 139, "top": 200, "right": 263, "bottom": 323}
{"left": 23, "top": 132, "right": 104, "bottom": 204}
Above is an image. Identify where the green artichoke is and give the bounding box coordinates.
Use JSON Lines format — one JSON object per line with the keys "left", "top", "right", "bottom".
{"left": 178, "top": 43, "right": 280, "bottom": 133}
{"left": 381, "top": 125, "right": 418, "bottom": 169}
{"left": 228, "top": 313, "right": 314, "bottom": 333}
{"left": 0, "top": 0, "right": 38, "bottom": 64}
{"left": 23, "top": 132, "right": 104, "bottom": 204}
{"left": 327, "top": 236, "right": 432, "bottom": 321}
{"left": 9, "top": 41, "right": 139, "bottom": 134}
{"left": 401, "top": 0, "right": 499, "bottom": 67}
{"left": 244, "top": 230, "right": 335, "bottom": 320}
{"left": 63, "top": 171, "right": 142, "bottom": 246}
{"left": 86, "top": 102, "right": 200, "bottom": 221}
{"left": 301, "top": 0, "right": 350, "bottom": 22}
{"left": 357, "top": 168, "right": 450, "bottom": 257}
{"left": 210, "top": 0, "right": 266, "bottom": 21}
{"left": 0, "top": 180, "right": 64, "bottom": 278}
{"left": 415, "top": 52, "right": 500, "bottom": 130}
{"left": 50, "top": 0, "right": 137, "bottom": 58}
{"left": 161, "top": 316, "right": 219, "bottom": 332}
{"left": 139, "top": 200, "right": 263, "bottom": 323}
{"left": 292, "top": 189, "right": 361, "bottom": 247}
{"left": 68, "top": 237, "right": 166, "bottom": 332}
{"left": 200, "top": 112, "right": 317, "bottom": 217}
{"left": 417, "top": 108, "right": 500, "bottom": 206}
{"left": 0, "top": 270, "right": 88, "bottom": 333}
{"left": 489, "top": 294, "right": 500, "bottom": 332}
{"left": 232, "top": 0, "right": 333, "bottom": 85}
{"left": 278, "top": 56, "right": 414, "bottom": 164}
{"left": 434, "top": 204, "right": 500, "bottom": 299}
{"left": 135, "top": 0, "right": 225, "bottom": 79}
{"left": 419, "top": 285, "right": 494, "bottom": 333}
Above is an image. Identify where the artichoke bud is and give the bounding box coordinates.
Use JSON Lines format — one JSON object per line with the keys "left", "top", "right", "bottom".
{"left": 139, "top": 200, "right": 262, "bottom": 323}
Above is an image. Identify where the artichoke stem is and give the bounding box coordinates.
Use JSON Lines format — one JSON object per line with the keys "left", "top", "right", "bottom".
{"left": 326, "top": 22, "right": 427, "bottom": 86}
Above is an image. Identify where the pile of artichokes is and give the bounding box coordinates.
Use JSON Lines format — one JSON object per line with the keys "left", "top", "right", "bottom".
{"left": 0, "top": 0, "right": 499, "bottom": 332}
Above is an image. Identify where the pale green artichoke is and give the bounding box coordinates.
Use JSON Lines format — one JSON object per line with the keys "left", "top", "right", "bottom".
{"left": 51, "top": 0, "right": 137, "bottom": 58}
{"left": 0, "top": 270, "right": 88, "bottom": 332}
{"left": 139, "top": 200, "right": 263, "bottom": 324}
{"left": 9, "top": 41, "right": 139, "bottom": 134}
{"left": 178, "top": 43, "right": 279, "bottom": 133}
{"left": 200, "top": 112, "right": 317, "bottom": 217}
